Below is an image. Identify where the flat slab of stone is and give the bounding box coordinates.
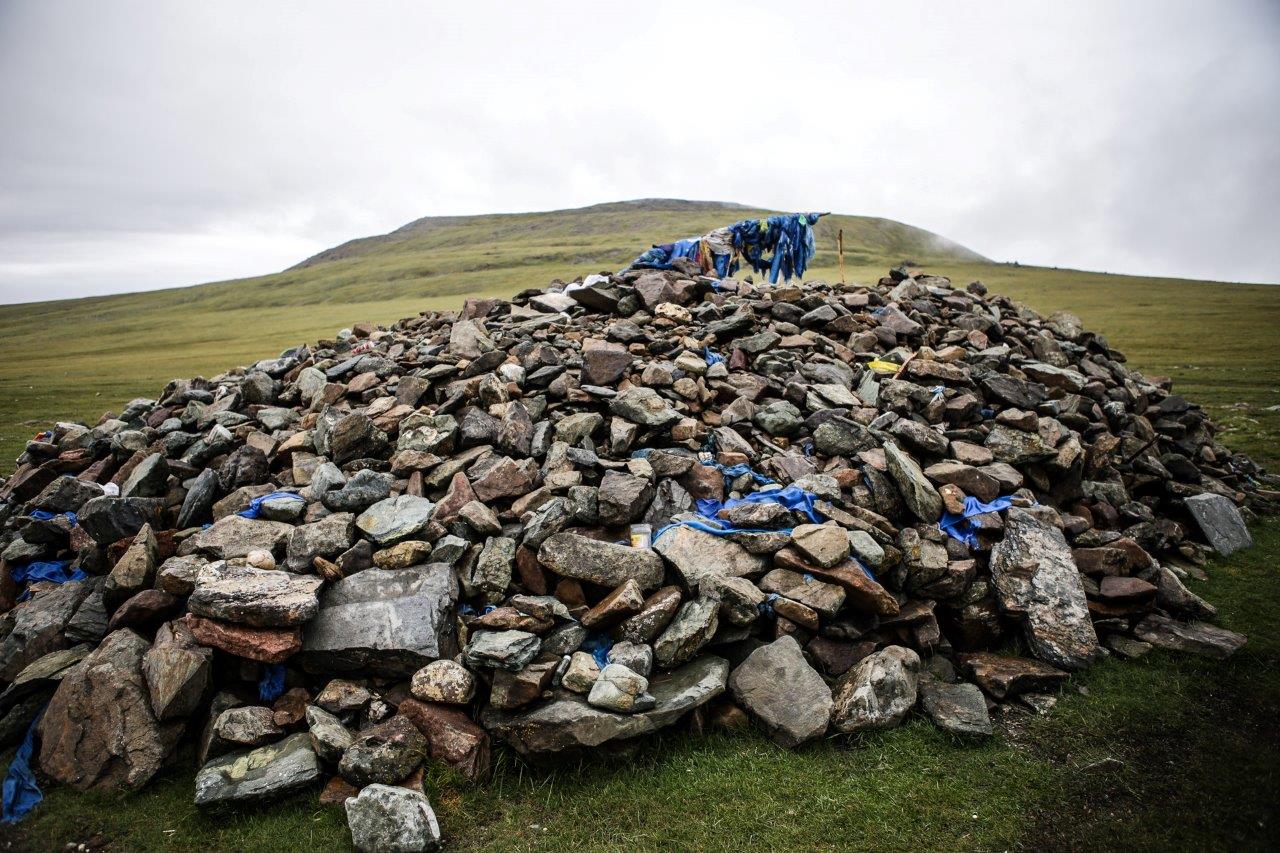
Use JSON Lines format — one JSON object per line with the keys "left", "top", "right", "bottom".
{"left": 194, "top": 732, "right": 321, "bottom": 806}
{"left": 537, "top": 532, "right": 665, "bottom": 589}
{"left": 178, "top": 515, "right": 294, "bottom": 560}
{"left": 482, "top": 655, "right": 728, "bottom": 755}
{"left": 652, "top": 524, "right": 766, "bottom": 587}
{"left": 1184, "top": 493, "right": 1252, "bottom": 556}
{"left": 920, "top": 679, "right": 992, "bottom": 736}
{"left": 187, "top": 563, "right": 323, "bottom": 628}
{"left": 990, "top": 507, "right": 1099, "bottom": 670}
{"left": 1133, "top": 613, "right": 1247, "bottom": 659}
{"left": 301, "top": 564, "right": 458, "bottom": 676}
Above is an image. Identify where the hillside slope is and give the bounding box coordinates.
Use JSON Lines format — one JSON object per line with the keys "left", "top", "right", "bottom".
{"left": 290, "top": 199, "right": 987, "bottom": 277}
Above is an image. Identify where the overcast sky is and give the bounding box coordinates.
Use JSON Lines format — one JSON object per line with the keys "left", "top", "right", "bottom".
{"left": 1, "top": 1, "right": 1277, "bottom": 304}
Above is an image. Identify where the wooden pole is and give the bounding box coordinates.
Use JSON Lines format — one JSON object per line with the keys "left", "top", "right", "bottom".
{"left": 837, "top": 228, "right": 846, "bottom": 285}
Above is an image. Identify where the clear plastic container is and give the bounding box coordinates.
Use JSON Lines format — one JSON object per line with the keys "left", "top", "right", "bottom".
{"left": 629, "top": 523, "right": 653, "bottom": 549}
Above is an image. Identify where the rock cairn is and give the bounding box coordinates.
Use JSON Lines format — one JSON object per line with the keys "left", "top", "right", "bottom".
{"left": 0, "top": 262, "right": 1269, "bottom": 848}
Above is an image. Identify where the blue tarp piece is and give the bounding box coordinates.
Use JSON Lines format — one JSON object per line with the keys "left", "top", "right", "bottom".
{"left": 938, "top": 495, "right": 1017, "bottom": 548}
{"left": 11, "top": 561, "right": 87, "bottom": 601}
{"left": 581, "top": 633, "right": 613, "bottom": 668}
{"left": 694, "top": 484, "right": 824, "bottom": 525}
{"left": 237, "top": 491, "right": 305, "bottom": 519}
{"left": 758, "top": 593, "right": 780, "bottom": 618}
{"left": 703, "top": 347, "right": 724, "bottom": 366}
{"left": 458, "top": 603, "right": 476, "bottom": 616}
{"left": 257, "top": 664, "right": 286, "bottom": 702}
{"left": 1, "top": 707, "right": 46, "bottom": 824}
{"left": 28, "top": 510, "right": 77, "bottom": 526}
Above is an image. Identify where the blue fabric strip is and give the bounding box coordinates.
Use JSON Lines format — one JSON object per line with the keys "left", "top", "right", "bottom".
{"left": 1, "top": 707, "right": 47, "bottom": 824}
{"left": 938, "top": 495, "right": 1016, "bottom": 548}
{"left": 238, "top": 491, "right": 305, "bottom": 519}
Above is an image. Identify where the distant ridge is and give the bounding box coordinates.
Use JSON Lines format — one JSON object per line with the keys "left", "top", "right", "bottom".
{"left": 291, "top": 198, "right": 987, "bottom": 271}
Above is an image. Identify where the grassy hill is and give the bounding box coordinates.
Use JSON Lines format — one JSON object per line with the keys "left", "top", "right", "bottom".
{"left": 0, "top": 199, "right": 1278, "bottom": 849}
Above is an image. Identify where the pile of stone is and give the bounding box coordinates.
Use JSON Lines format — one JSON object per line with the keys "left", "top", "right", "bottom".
{"left": 0, "top": 261, "right": 1268, "bottom": 849}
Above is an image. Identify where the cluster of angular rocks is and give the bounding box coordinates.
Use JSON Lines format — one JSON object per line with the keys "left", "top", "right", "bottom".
{"left": 0, "top": 260, "right": 1270, "bottom": 850}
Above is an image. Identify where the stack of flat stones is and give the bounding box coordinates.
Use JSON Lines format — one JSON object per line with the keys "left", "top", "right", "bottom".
{"left": 0, "top": 260, "right": 1270, "bottom": 850}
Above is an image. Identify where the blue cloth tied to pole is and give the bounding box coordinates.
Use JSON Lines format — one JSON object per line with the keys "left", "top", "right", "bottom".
{"left": 238, "top": 491, "right": 305, "bottom": 519}
{"left": 2, "top": 707, "right": 46, "bottom": 824}
{"left": 625, "top": 213, "right": 824, "bottom": 283}
{"left": 258, "top": 663, "right": 287, "bottom": 702}
{"left": 938, "top": 495, "right": 1016, "bottom": 548}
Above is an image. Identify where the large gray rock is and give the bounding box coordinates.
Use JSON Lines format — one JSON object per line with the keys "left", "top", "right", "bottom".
{"left": 187, "top": 562, "right": 324, "bottom": 628}
{"left": 989, "top": 508, "right": 1099, "bottom": 670}
{"left": 286, "top": 513, "right": 355, "bottom": 572}
{"left": 482, "top": 656, "right": 729, "bottom": 755}
{"left": 587, "top": 663, "right": 650, "bottom": 713}
{"left": 142, "top": 619, "right": 212, "bottom": 720}
{"left": 883, "top": 441, "right": 943, "bottom": 522}
{"left": 0, "top": 581, "right": 89, "bottom": 681}
{"left": 919, "top": 678, "right": 992, "bottom": 737}
{"left": 339, "top": 715, "right": 428, "bottom": 787}
{"left": 609, "top": 387, "right": 679, "bottom": 427}
{"left": 356, "top": 495, "right": 436, "bottom": 546}
{"left": 652, "top": 597, "right": 718, "bottom": 669}
{"left": 194, "top": 732, "right": 321, "bottom": 806}
{"left": 305, "top": 704, "right": 353, "bottom": 763}
{"left": 345, "top": 784, "right": 442, "bottom": 852}
{"left": 652, "top": 524, "right": 767, "bottom": 587}
{"left": 463, "top": 630, "right": 541, "bottom": 671}
{"left": 104, "top": 522, "right": 159, "bottom": 607}
{"left": 830, "top": 645, "right": 920, "bottom": 733}
{"left": 178, "top": 515, "right": 295, "bottom": 560}
{"left": 301, "top": 563, "right": 458, "bottom": 676}
{"left": 212, "top": 705, "right": 282, "bottom": 748}
{"left": 729, "top": 636, "right": 831, "bottom": 747}
{"left": 39, "top": 629, "right": 183, "bottom": 791}
{"left": 1184, "top": 493, "right": 1253, "bottom": 555}
{"left": 537, "top": 532, "right": 665, "bottom": 589}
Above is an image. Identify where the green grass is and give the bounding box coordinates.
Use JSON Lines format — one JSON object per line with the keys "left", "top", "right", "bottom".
{"left": 1, "top": 199, "right": 1278, "bottom": 850}
{"left": 7, "top": 520, "right": 1278, "bottom": 851}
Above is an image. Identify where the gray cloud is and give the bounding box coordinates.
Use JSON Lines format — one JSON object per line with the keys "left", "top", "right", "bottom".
{"left": 1, "top": 0, "right": 1277, "bottom": 303}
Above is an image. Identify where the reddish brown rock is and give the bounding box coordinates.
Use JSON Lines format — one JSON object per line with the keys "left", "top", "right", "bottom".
{"left": 959, "top": 652, "right": 1069, "bottom": 700}
{"left": 186, "top": 614, "right": 303, "bottom": 663}
{"left": 398, "top": 698, "right": 491, "bottom": 782}
{"left": 580, "top": 579, "right": 645, "bottom": 630}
